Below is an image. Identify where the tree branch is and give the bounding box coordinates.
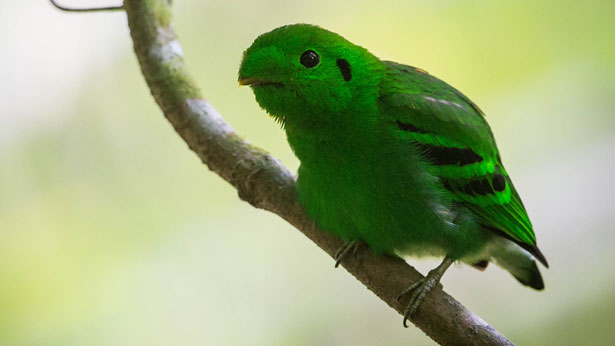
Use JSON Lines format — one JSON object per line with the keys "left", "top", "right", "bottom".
{"left": 121, "top": 1, "right": 515, "bottom": 345}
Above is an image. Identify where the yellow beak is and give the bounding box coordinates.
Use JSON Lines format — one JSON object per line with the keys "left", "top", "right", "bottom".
{"left": 238, "top": 77, "right": 260, "bottom": 86}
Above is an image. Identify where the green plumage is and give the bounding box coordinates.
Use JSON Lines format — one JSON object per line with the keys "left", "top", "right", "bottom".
{"left": 239, "top": 24, "right": 547, "bottom": 298}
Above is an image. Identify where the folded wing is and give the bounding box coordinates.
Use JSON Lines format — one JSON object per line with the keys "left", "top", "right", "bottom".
{"left": 379, "top": 61, "right": 547, "bottom": 266}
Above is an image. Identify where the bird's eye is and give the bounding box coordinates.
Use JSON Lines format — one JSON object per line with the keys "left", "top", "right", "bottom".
{"left": 300, "top": 50, "right": 320, "bottom": 68}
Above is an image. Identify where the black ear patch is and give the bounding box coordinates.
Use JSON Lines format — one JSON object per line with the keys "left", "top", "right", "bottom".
{"left": 336, "top": 59, "right": 352, "bottom": 82}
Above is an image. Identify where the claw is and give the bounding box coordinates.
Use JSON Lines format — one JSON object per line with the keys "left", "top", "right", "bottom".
{"left": 402, "top": 279, "right": 434, "bottom": 326}
{"left": 397, "top": 277, "right": 428, "bottom": 327}
{"left": 397, "top": 257, "right": 454, "bottom": 327}
{"left": 396, "top": 278, "right": 424, "bottom": 303}
{"left": 334, "top": 241, "right": 359, "bottom": 268}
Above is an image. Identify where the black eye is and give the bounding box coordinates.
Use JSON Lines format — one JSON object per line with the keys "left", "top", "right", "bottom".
{"left": 300, "top": 50, "right": 320, "bottom": 68}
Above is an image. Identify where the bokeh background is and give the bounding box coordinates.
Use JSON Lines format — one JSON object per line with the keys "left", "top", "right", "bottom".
{"left": 1, "top": 1, "right": 614, "bottom": 345}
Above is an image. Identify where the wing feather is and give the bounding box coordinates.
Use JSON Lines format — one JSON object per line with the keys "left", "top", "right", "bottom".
{"left": 379, "top": 61, "right": 546, "bottom": 266}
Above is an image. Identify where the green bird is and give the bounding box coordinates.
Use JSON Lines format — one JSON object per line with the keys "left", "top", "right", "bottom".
{"left": 238, "top": 24, "right": 548, "bottom": 326}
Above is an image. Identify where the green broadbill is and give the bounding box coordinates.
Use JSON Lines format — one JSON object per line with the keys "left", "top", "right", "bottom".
{"left": 238, "top": 24, "right": 548, "bottom": 325}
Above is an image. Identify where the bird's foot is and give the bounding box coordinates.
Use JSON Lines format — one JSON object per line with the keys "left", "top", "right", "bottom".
{"left": 396, "top": 257, "right": 454, "bottom": 327}
{"left": 334, "top": 240, "right": 363, "bottom": 268}
{"left": 396, "top": 274, "right": 439, "bottom": 327}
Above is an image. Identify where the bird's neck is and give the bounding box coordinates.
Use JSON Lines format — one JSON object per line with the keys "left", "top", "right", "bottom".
{"left": 284, "top": 108, "right": 380, "bottom": 172}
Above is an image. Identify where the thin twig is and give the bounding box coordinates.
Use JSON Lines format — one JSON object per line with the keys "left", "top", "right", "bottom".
{"left": 49, "top": 0, "right": 123, "bottom": 12}
{"left": 59, "top": 0, "right": 518, "bottom": 344}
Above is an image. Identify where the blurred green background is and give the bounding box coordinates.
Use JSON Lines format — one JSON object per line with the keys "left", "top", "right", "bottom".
{"left": 1, "top": 0, "right": 614, "bottom": 345}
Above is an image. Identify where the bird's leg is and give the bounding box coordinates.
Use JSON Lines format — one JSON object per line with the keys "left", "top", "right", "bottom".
{"left": 397, "top": 256, "right": 454, "bottom": 327}
{"left": 334, "top": 240, "right": 362, "bottom": 268}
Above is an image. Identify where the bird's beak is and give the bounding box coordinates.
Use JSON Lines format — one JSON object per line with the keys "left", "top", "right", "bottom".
{"left": 238, "top": 77, "right": 260, "bottom": 86}
{"left": 238, "top": 77, "right": 282, "bottom": 87}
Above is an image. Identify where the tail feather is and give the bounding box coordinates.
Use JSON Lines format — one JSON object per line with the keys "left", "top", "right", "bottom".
{"left": 482, "top": 224, "right": 549, "bottom": 268}
{"left": 489, "top": 237, "right": 545, "bottom": 291}
{"left": 512, "top": 260, "right": 544, "bottom": 290}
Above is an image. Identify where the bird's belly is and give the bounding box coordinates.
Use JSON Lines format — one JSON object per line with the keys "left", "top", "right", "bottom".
{"left": 296, "top": 160, "right": 450, "bottom": 256}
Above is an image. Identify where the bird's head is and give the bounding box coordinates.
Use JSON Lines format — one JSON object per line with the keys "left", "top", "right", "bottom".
{"left": 238, "top": 24, "right": 384, "bottom": 128}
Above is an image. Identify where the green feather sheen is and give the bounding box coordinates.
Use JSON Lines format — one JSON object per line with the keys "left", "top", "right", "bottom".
{"left": 238, "top": 24, "right": 543, "bottom": 263}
